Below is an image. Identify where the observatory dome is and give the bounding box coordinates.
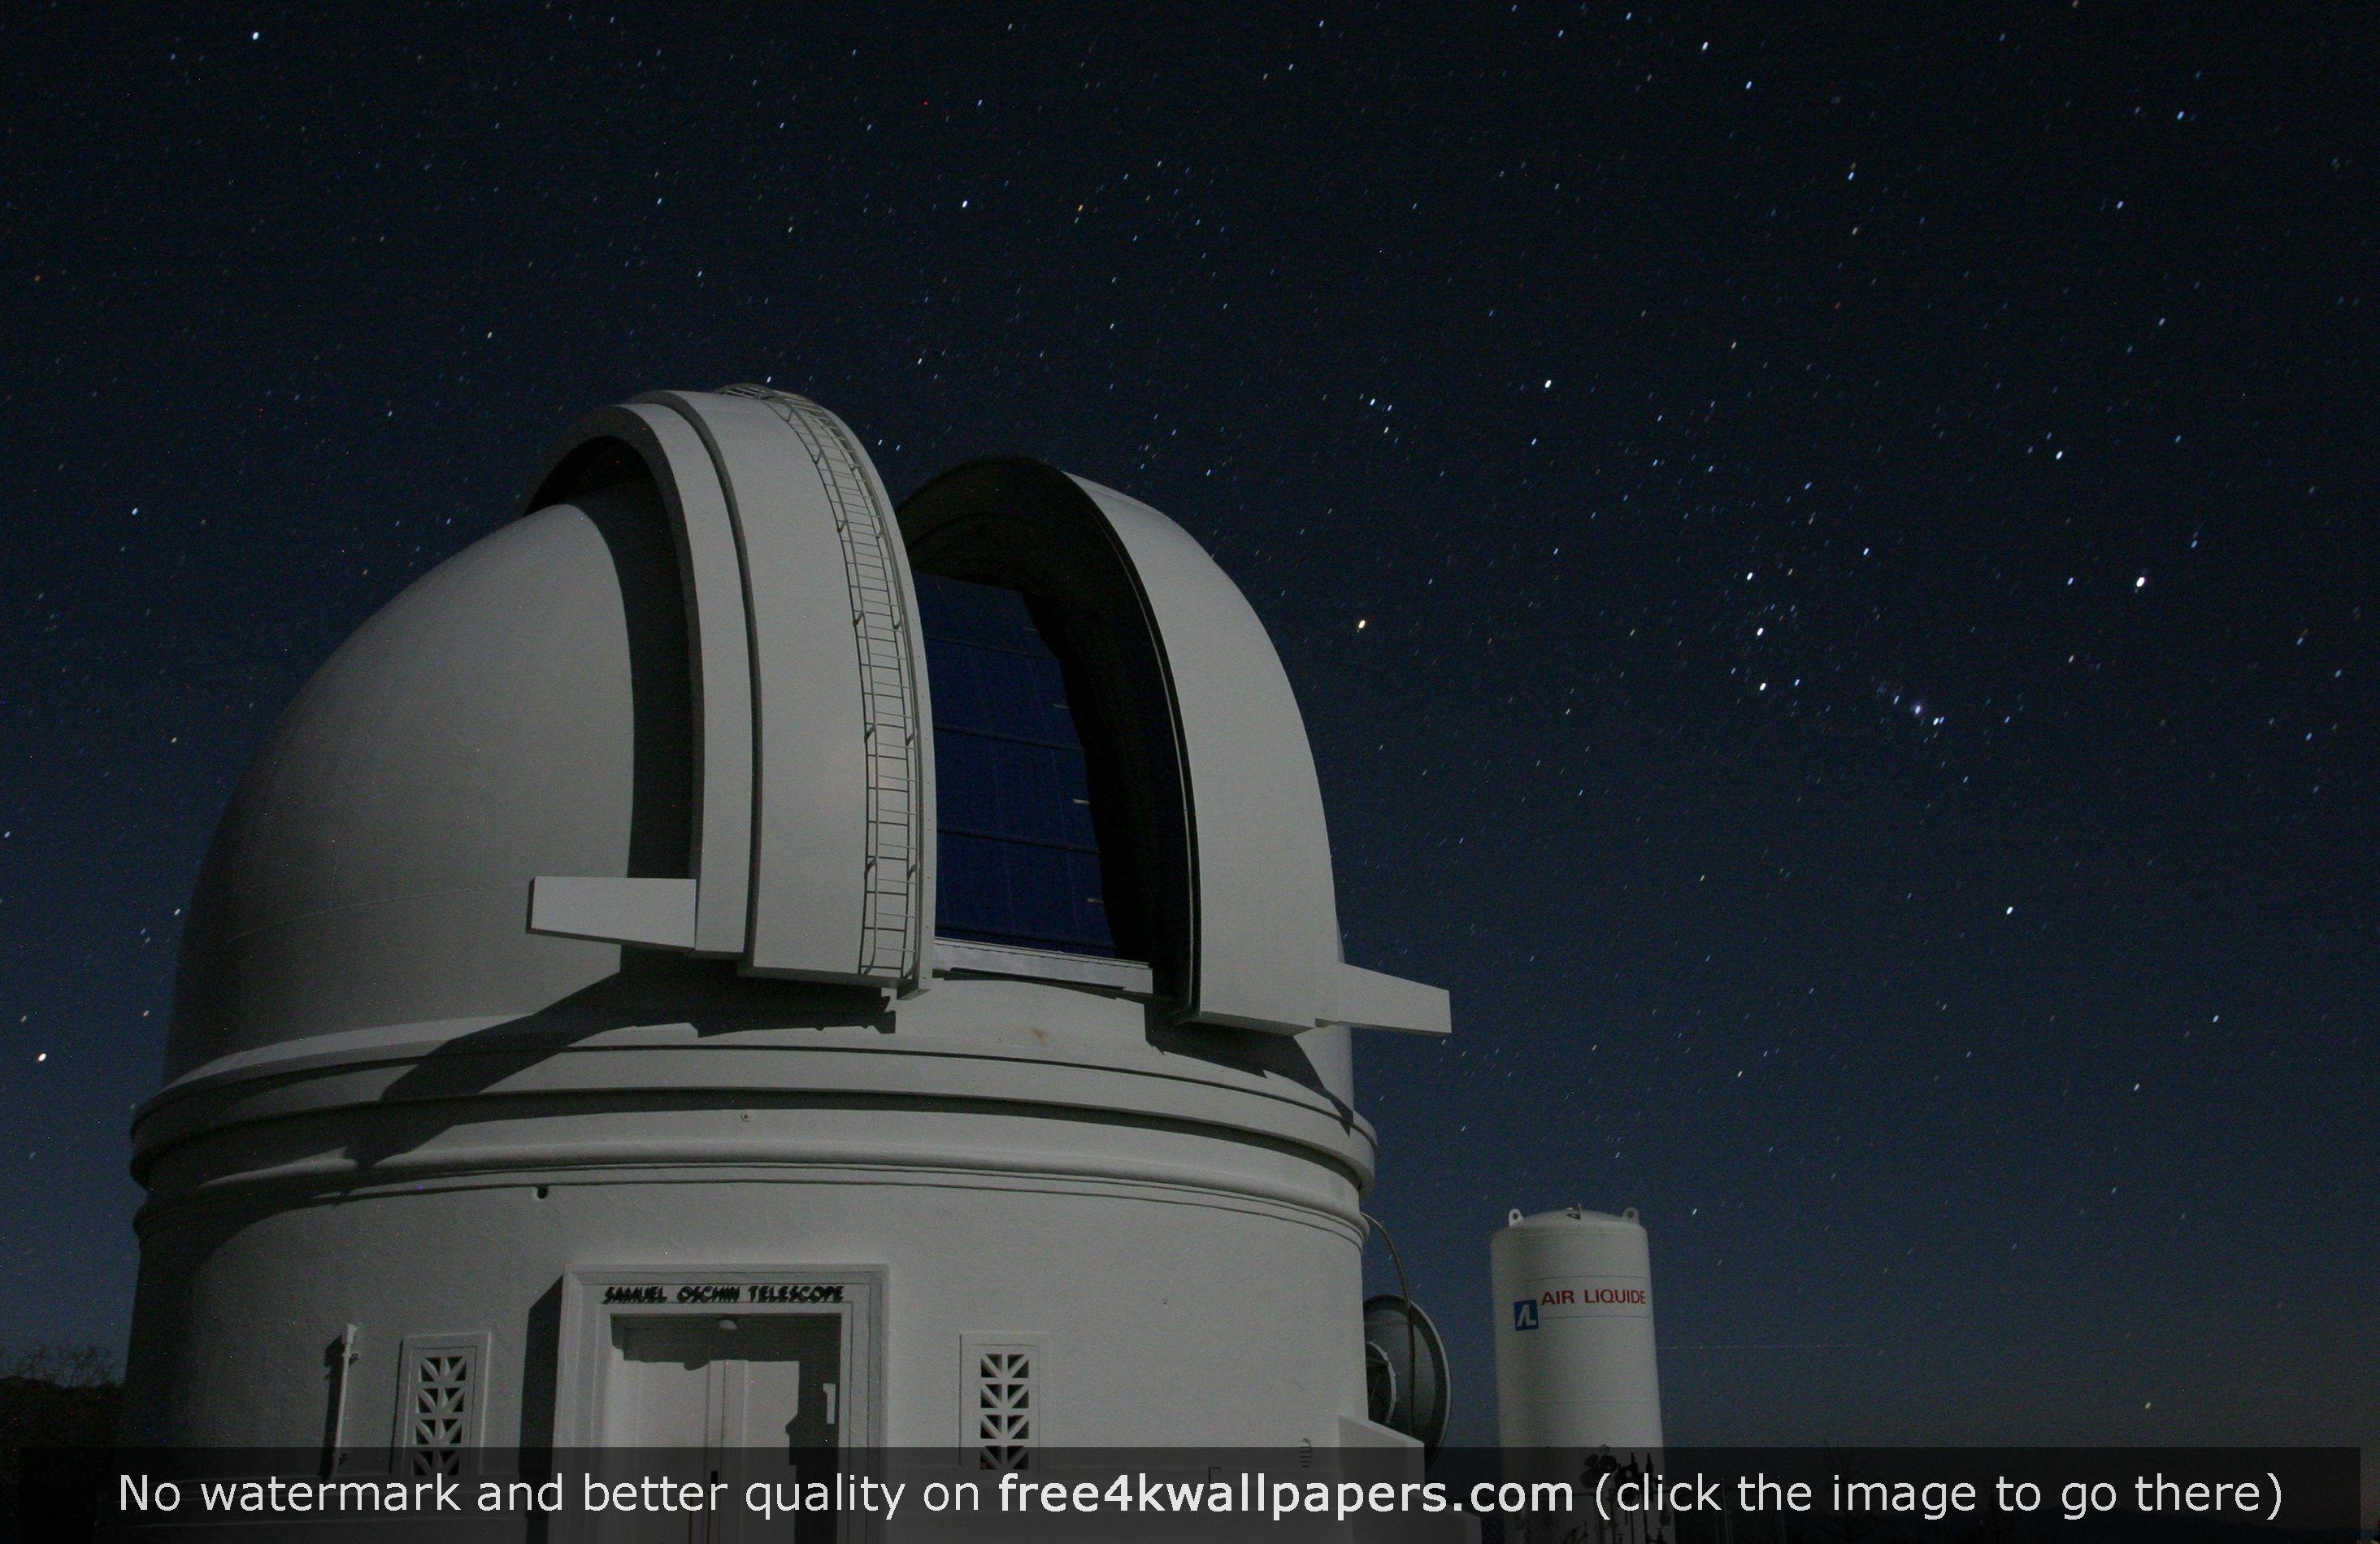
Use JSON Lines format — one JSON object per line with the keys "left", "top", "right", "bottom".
{"left": 165, "top": 482, "right": 692, "bottom": 1081}
{"left": 124, "top": 386, "right": 1448, "bottom": 1455}
{"left": 157, "top": 386, "right": 1445, "bottom": 1103}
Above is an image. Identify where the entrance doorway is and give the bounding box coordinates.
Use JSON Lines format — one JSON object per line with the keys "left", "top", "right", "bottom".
{"left": 603, "top": 1314, "right": 842, "bottom": 1452}
{"left": 560, "top": 1270, "right": 880, "bottom": 1450}
{"left": 593, "top": 1313, "right": 846, "bottom": 1544}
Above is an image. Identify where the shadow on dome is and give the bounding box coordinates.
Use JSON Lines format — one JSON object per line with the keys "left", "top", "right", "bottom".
{"left": 340, "top": 960, "right": 891, "bottom": 1168}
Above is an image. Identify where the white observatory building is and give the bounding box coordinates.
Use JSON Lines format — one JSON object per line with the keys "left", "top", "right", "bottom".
{"left": 117, "top": 387, "right": 1452, "bottom": 1467}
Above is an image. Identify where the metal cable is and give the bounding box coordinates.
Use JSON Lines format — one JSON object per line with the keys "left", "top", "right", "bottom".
{"left": 1362, "top": 1209, "right": 1422, "bottom": 1438}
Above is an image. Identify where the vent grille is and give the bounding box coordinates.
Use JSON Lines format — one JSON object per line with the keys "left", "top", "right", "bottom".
{"left": 967, "top": 1344, "right": 1038, "bottom": 1470}
{"left": 394, "top": 1333, "right": 487, "bottom": 1476}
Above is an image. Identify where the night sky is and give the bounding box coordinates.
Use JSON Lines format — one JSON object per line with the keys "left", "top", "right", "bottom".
{"left": 3, "top": 4, "right": 2373, "bottom": 1459}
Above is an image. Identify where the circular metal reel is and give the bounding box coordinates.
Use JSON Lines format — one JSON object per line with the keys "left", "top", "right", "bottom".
{"left": 1362, "top": 1293, "right": 1451, "bottom": 1459}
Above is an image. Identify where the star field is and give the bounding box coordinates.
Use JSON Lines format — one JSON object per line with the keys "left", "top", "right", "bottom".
{"left": 0, "top": 2, "right": 2372, "bottom": 1459}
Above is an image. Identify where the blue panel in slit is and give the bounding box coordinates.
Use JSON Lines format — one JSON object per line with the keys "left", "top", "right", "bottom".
{"left": 915, "top": 573, "right": 1116, "bottom": 956}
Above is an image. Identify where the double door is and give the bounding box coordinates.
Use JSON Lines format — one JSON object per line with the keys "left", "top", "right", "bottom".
{"left": 608, "top": 1314, "right": 841, "bottom": 1454}
{"left": 600, "top": 1313, "right": 843, "bottom": 1542}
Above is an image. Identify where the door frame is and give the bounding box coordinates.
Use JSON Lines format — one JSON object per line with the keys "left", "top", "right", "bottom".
{"left": 554, "top": 1265, "right": 886, "bottom": 1451}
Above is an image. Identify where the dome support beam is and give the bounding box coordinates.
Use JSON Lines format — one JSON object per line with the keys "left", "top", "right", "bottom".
{"left": 649, "top": 389, "right": 935, "bottom": 991}
{"left": 519, "top": 402, "right": 756, "bottom": 957}
{"left": 527, "top": 875, "right": 698, "bottom": 951}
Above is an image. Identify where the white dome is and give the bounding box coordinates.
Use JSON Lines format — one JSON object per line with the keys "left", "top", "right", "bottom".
{"left": 124, "top": 387, "right": 1452, "bottom": 1457}
{"left": 163, "top": 388, "right": 1445, "bottom": 1095}
{"left": 166, "top": 483, "right": 689, "bottom": 1081}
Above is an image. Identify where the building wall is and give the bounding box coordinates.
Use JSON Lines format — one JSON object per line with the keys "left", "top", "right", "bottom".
{"left": 123, "top": 981, "right": 1374, "bottom": 1453}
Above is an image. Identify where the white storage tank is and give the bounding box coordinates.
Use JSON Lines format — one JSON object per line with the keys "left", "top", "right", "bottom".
{"left": 1491, "top": 1205, "right": 1663, "bottom": 1450}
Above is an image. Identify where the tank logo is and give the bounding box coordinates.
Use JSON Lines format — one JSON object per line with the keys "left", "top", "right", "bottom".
{"left": 1513, "top": 1299, "right": 1540, "bottom": 1330}
{"left": 1522, "top": 1277, "right": 1652, "bottom": 1319}
{"left": 601, "top": 1283, "right": 847, "bottom": 1305}
{"left": 1540, "top": 1286, "right": 1648, "bottom": 1307}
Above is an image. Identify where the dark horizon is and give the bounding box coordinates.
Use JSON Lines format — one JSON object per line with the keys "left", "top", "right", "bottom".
{"left": 1, "top": 2, "right": 2371, "bottom": 1464}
